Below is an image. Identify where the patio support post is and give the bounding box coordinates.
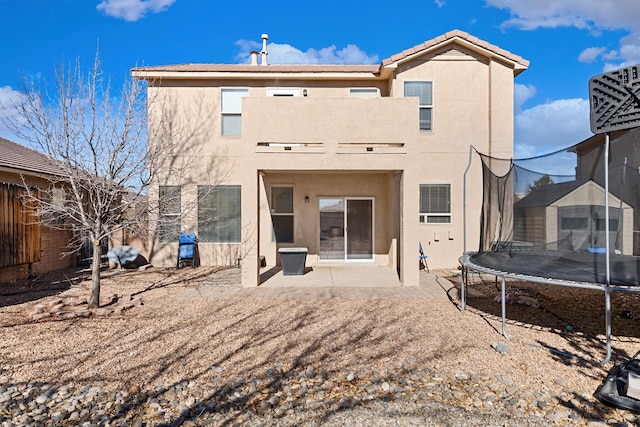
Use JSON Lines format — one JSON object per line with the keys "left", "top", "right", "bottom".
{"left": 241, "top": 171, "right": 260, "bottom": 287}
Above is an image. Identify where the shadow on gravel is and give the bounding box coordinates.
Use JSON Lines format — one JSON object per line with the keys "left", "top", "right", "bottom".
{"left": 5, "top": 267, "right": 633, "bottom": 425}
{"left": 19, "top": 280, "right": 455, "bottom": 424}
{"left": 128, "top": 266, "right": 224, "bottom": 297}
{"left": 447, "top": 273, "right": 640, "bottom": 365}
{"left": 0, "top": 267, "right": 86, "bottom": 308}
{"left": 107, "top": 352, "right": 457, "bottom": 426}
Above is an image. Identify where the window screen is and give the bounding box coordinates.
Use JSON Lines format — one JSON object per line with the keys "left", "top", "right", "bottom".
{"left": 159, "top": 186, "right": 181, "bottom": 243}
{"left": 404, "top": 81, "right": 433, "bottom": 131}
{"left": 198, "top": 185, "right": 241, "bottom": 242}
{"left": 221, "top": 88, "right": 248, "bottom": 136}
{"left": 271, "top": 186, "right": 294, "bottom": 243}
{"left": 420, "top": 184, "right": 451, "bottom": 223}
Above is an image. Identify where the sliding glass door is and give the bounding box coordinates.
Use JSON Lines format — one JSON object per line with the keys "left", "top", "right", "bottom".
{"left": 319, "top": 198, "right": 373, "bottom": 260}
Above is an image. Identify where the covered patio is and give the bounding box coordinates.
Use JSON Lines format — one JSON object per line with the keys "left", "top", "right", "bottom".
{"left": 259, "top": 264, "right": 401, "bottom": 288}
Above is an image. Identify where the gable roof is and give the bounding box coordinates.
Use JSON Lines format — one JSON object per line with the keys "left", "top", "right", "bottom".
{"left": 380, "top": 30, "right": 529, "bottom": 74}
{"left": 0, "top": 137, "right": 62, "bottom": 177}
{"left": 515, "top": 178, "right": 590, "bottom": 208}
{"left": 131, "top": 30, "right": 529, "bottom": 80}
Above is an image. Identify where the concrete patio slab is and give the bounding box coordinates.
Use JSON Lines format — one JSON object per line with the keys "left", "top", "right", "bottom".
{"left": 259, "top": 265, "right": 401, "bottom": 288}
{"left": 180, "top": 267, "right": 458, "bottom": 301}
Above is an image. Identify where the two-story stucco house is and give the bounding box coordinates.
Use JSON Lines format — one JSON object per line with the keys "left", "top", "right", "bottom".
{"left": 131, "top": 30, "right": 529, "bottom": 287}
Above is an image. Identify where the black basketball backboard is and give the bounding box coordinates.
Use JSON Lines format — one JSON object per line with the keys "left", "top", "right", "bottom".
{"left": 589, "top": 65, "right": 640, "bottom": 134}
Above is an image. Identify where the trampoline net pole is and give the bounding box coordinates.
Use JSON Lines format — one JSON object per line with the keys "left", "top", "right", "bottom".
{"left": 461, "top": 145, "right": 474, "bottom": 312}
{"left": 605, "top": 132, "right": 611, "bottom": 287}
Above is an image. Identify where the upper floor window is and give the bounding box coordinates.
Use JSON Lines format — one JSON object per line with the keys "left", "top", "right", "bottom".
{"left": 221, "top": 88, "right": 248, "bottom": 136}
{"left": 349, "top": 88, "right": 378, "bottom": 98}
{"left": 267, "top": 88, "right": 300, "bottom": 97}
{"left": 420, "top": 184, "right": 450, "bottom": 224}
{"left": 158, "top": 185, "right": 181, "bottom": 243}
{"left": 404, "top": 82, "right": 433, "bottom": 131}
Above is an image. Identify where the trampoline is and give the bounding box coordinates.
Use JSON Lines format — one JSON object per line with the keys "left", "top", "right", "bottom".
{"left": 470, "top": 249, "right": 640, "bottom": 286}
{"left": 460, "top": 128, "right": 640, "bottom": 364}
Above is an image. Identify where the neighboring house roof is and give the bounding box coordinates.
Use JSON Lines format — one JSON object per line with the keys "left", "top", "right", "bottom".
{"left": 131, "top": 29, "right": 529, "bottom": 79}
{"left": 515, "top": 178, "right": 590, "bottom": 208}
{"left": 570, "top": 127, "right": 639, "bottom": 154}
{"left": 0, "top": 137, "right": 62, "bottom": 177}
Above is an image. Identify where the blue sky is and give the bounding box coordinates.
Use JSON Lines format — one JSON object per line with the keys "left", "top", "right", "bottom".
{"left": 1, "top": 0, "right": 640, "bottom": 158}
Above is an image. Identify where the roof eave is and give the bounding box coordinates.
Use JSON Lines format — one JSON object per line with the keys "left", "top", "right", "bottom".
{"left": 131, "top": 70, "right": 385, "bottom": 81}
{"left": 0, "top": 164, "right": 62, "bottom": 179}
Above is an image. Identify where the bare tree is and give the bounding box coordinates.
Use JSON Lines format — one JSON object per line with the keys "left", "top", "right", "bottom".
{"left": 0, "top": 53, "right": 151, "bottom": 306}
{"left": 0, "top": 52, "right": 219, "bottom": 307}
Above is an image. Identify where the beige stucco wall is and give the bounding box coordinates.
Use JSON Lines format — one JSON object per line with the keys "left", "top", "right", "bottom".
{"left": 389, "top": 47, "right": 516, "bottom": 267}
{"left": 143, "top": 40, "right": 520, "bottom": 286}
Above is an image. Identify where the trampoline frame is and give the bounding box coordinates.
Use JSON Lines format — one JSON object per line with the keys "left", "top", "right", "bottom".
{"left": 459, "top": 252, "right": 640, "bottom": 364}
{"left": 461, "top": 134, "right": 640, "bottom": 364}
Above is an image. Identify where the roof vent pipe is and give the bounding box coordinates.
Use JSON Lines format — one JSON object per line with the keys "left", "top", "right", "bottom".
{"left": 261, "top": 33, "right": 268, "bottom": 66}
{"left": 250, "top": 51, "right": 259, "bottom": 65}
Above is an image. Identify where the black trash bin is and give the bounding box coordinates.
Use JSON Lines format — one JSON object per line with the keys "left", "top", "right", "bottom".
{"left": 278, "top": 247, "right": 308, "bottom": 275}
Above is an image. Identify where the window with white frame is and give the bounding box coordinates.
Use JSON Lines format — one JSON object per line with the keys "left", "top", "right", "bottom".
{"left": 198, "top": 185, "right": 242, "bottom": 243}
{"left": 267, "top": 88, "right": 300, "bottom": 97}
{"left": 349, "top": 88, "right": 378, "bottom": 98}
{"left": 404, "top": 81, "right": 433, "bottom": 131}
{"left": 158, "top": 185, "right": 181, "bottom": 243}
{"left": 420, "top": 184, "right": 450, "bottom": 223}
{"left": 221, "top": 88, "right": 248, "bottom": 136}
{"left": 271, "top": 186, "right": 294, "bottom": 243}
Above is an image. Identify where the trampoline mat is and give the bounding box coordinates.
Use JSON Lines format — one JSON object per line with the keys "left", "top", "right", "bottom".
{"left": 470, "top": 249, "right": 640, "bottom": 287}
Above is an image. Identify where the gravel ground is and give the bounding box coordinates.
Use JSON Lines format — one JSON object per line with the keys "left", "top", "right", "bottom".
{"left": 1, "top": 266, "right": 640, "bottom": 426}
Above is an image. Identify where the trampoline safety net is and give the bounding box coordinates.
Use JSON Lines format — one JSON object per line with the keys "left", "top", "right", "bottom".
{"left": 473, "top": 127, "right": 640, "bottom": 286}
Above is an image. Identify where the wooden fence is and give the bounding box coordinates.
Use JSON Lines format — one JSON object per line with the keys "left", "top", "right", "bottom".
{"left": 0, "top": 183, "right": 41, "bottom": 268}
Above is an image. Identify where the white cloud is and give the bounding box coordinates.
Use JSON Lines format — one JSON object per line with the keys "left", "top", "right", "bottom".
{"left": 235, "top": 40, "right": 379, "bottom": 65}
{"left": 0, "top": 86, "right": 23, "bottom": 116}
{"left": 514, "top": 98, "right": 592, "bottom": 159}
{"left": 0, "top": 86, "right": 27, "bottom": 142}
{"left": 578, "top": 46, "right": 607, "bottom": 63}
{"left": 487, "top": 0, "right": 640, "bottom": 31}
{"left": 434, "top": 0, "right": 446, "bottom": 7}
{"left": 487, "top": 0, "right": 640, "bottom": 69}
{"left": 514, "top": 83, "right": 536, "bottom": 113}
{"left": 97, "top": 0, "right": 175, "bottom": 22}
